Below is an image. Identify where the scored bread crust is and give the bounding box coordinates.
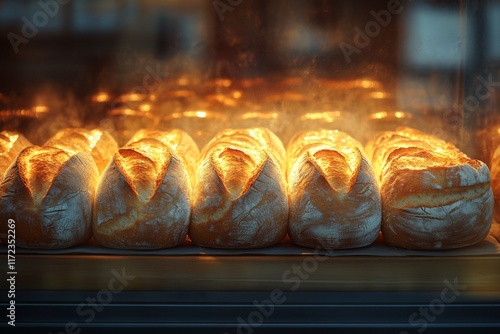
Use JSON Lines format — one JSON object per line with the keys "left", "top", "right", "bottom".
{"left": 287, "top": 130, "right": 381, "bottom": 249}
{"left": 45, "top": 128, "right": 118, "bottom": 173}
{"left": 189, "top": 129, "right": 288, "bottom": 249}
{"left": 0, "top": 131, "right": 32, "bottom": 177}
{"left": 93, "top": 138, "right": 191, "bottom": 249}
{"left": 202, "top": 127, "right": 287, "bottom": 173}
{"left": 366, "top": 127, "right": 493, "bottom": 250}
{"left": 0, "top": 146, "right": 98, "bottom": 249}
{"left": 126, "top": 128, "right": 199, "bottom": 186}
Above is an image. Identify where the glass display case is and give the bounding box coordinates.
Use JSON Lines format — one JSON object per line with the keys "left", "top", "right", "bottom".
{"left": 1, "top": 0, "right": 500, "bottom": 332}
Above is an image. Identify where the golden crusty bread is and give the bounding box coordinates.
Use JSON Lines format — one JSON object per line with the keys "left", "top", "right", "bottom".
{"left": 202, "top": 127, "right": 286, "bottom": 173}
{"left": 93, "top": 136, "right": 191, "bottom": 249}
{"left": 0, "top": 146, "right": 98, "bottom": 248}
{"left": 287, "top": 130, "right": 381, "bottom": 249}
{"left": 126, "top": 128, "right": 199, "bottom": 186}
{"left": 189, "top": 128, "right": 288, "bottom": 249}
{"left": 366, "top": 127, "right": 493, "bottom": 250}
{"left": 0, "top": 131, "right": 32, "bottom": 177}
{"left": 489, "top": 145, "right": 500, "bottom": 242}
{"left": 45, "top": 128, "right": 118, "bottom": 173}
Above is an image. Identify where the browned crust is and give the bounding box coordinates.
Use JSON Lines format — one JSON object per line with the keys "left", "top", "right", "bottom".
{"left": 209, "top": 145, "right": 267, "bottom": 200}
{"left": 0, "top": 131, "right": 32, "bottom": 176}
{"left": 287, "top": 130, "right": 381, "bottom": 249}
{"left": 45, "top": 127, "right": 118, "bottom": 173}
{"left": 190, "top": 129, "right": 288, "bottom": 249}
{"left": 202, "top": 128, "right": 286, "bottom": 173}
{"left": 114, "top": 139, "right": 171, "bottom": 202}
{"left": 127, "top": 128, "right": 199, "bottom": 185}
{"left": 0, "top": 148, "right": 98, "bottom": 248}
{"left": 17, "top": 146, "right": 70, "bottom": 206}
{"left": 93, "top": 139, "right": 191, "bottom": 249}
{"left": 366, "top": 127, "right": 493, "bottom": 250}
{"left": 189, "top": 153, "right": 288, "bottom": 249}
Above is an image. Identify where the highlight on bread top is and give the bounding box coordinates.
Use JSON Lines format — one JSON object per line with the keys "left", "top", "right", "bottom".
{"left": 287, "top": 130, "right": 382, "bottom": 249}
{"left": 0, "top": 123, "right": 498, "bottom": 250}
{"left": 92, "top": 129, "right": 196, "bottom": 249}
{"left": 366, "top": 127, "right": 493, "bottom": 250}
{"left": 189, "top": 128, "right": 288, "bottom": 249}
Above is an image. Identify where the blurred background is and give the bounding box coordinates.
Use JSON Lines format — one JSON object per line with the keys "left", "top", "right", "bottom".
{"left": 0, "top": 0, "right": 499, "bottom": 157}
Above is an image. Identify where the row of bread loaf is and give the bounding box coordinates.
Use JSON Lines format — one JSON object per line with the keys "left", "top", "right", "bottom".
{"left": 0, "top": 126, "right": 497, "bottom": 250}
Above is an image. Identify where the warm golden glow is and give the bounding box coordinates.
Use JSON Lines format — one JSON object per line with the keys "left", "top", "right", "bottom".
{"left": 319, "top": 78, "right": 382, "bottom": 90}
{"left": 240, "top": 112, "right": 279, "bottom": 120}
{"left": 394, "top": 111, "right": 405, "bottom": 119}
{"left": 108, "top": 108, "right": 147, "bottom": 117}
{"left": 310, "top": 148, "right": 357, "bottom": 192}
{"left": 215, "top": 78, "right": 232, "bottom": 87}
{"left": 232, "top": 90, "right": 242, "bottom": 99}
{"left": 173, "top": 110, "right": 211, "bottom": 119}
{"left": 86, "top": 130, "right": 103, "bottom": 150}
{"left": 358, "top": 79, "right": 379, "bottom": 89}
{"left": 299, "top": 111, "right": 343, "bottom": 123}
{"left": 370, "top": 111, "right": 388, "bottom": 120}
{"left": 207, "top": 94, "right": 238, "bottom": 106}
{"left": 282, "top": 91, "right": 306, "bottom": 101}
{"left": 92, "top": 92, "right": 110, "bottom": 103}
{"left": 368, "top": 91, "right": 388, "bottom": 99}
{"left": 20, "top": 147, "right": 70, "bottom": 204}
{"left": 287, "top": 130, "right": 363, "bottom": 193}
{"left": 211, "top": 146, "right": 264, "bottom": 199}
{"left": 8, "top": 134, "right": 19, "bottom": 144}
{"left": 0, "top": 133, "right": 18, "bottom": 152}
{"left": 180, "top": 110, "right": 207, "bottom": 118}
{"left": 116, "top": 140, "right": 170, "bottom": 201}
{"left": 120, "top": 93, "right": 146, "bottom": 102}
{"left": 33, "top": 105, "right": 48, "bottom": 113}
{"left": 369, "top": 111, "right": 410, "bottom": 120}
{"left": 177, "top": 77, "right": 190, "bottom": 86}
{"left": 139, "top": 104, "right": 151, "bottom": 112}
{"left": 164, "top": 90, "right": 195, "bottom": 98}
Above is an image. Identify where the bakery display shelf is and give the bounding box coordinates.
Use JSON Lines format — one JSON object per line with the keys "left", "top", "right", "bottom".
{"left": 2, "top": 237, "right": 500, "bottom": 333}
{"left": 2, "top": 254, "right": 500, "bottom": 333}
{"left": 2, "top": 234, "right": 500, "bottom": 291}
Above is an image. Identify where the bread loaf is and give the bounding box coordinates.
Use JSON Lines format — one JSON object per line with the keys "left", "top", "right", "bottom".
{"left": 366, "top": 127, "right": 493, "bottom": 249}
{"left": 45, "top": 128, "right": 118, "bottom": 173}
{"left": 287, "top": 130, "right": 381, "bottom": 249}
{"left": 0, "top": 146, "right": 98, "bottom": 248}
{"left": 189, "top": 128, "right": 288, "bottom": 248}
{"left": 93, "top": 130, "right": 195, "bottom": 249}
{"left": 0, "top": 131, "right": 32, "bottom": 177}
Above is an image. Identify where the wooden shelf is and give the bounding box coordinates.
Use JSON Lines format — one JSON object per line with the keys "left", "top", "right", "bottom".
{"left": 3, "top": 254, "right": 500, "bottom": 293}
